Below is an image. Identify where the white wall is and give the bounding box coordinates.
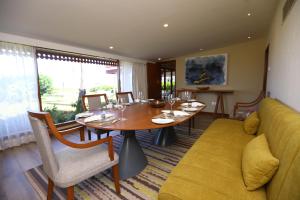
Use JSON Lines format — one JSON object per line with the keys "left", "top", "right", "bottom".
{"left": 267, "top": 0, "right": 300, "bottom": 111}
{"left": 0, "top": 32, "right": 147, "bottom": 64}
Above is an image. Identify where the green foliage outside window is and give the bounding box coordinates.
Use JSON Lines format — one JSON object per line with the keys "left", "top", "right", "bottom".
{"left": 162, "top": 81, "right": 175, "bottom": 91}
{"left": 39, "top": 75, "right": 53, "bottom": 96}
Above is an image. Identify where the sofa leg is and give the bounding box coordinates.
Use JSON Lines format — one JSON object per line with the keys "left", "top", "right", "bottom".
{"left": 47, "top": 178, "right": 54, "bottom": 200}
{"left": 66, "top": 186, "right": 74, "bottom": 200}
{"left": 112, "top": 165, "right": 121, "bottom": 194}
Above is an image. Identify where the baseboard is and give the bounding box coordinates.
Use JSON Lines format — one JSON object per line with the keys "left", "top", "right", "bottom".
{"left": 198, "top": 111, "right": 230, "bottom": 118}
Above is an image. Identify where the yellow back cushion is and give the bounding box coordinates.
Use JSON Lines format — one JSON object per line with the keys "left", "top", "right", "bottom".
{"left": 242, "top": 134, "right": 279, "bottom": 190}
{"left": 243, "top": 112, "right": 260, "bottom": 135}
{"left": 258, "top": 98, "right": 300, "bottom": 200}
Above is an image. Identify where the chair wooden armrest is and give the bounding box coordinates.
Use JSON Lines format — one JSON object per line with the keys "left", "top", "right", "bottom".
{"left": 58, "top": 125, "right": 84, "bottom": 135}
{"left": 233, "top": 91, "right": 265, "bottom": 119}
{"left": 28, "top": 111, "right": 115, "bottom": 160}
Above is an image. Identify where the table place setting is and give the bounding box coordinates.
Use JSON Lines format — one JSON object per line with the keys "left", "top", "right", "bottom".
{"left": 75, "top": 112, "right": 94, "bottom": 119}
{"left": 161, "top": 110, "right": 191, "bottom": 117}
{"left": 181, "top": 102, "right": 204, "bottom": 107}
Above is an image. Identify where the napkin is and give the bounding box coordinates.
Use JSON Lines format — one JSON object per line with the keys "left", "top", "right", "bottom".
{"left": 161, "top": 110, "right": 190, "bottom": 117}
{"left": 75, "top": 112, "right": 93, "bottom": 118}
{"left": 84, "top": 114, "right": 114, "bottom": 123}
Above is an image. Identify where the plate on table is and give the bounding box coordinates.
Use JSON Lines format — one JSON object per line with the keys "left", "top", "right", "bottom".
{"left": 181, "top": 102, "right": 204, "bottom": 107}
{"left": 151, "top": 118, "right": 175, "bottom": 124}
{"left": 182, "top": 107, "right": 198, "bottom": 112}
{"left": 75, "top": 112, "right": 93, "bottom": 118}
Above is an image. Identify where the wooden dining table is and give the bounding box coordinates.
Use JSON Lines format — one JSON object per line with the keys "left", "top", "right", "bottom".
{"left": 76, "top": 102, "right": 205, "bottom": 180}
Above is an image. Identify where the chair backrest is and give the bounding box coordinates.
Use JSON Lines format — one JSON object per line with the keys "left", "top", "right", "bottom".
{"left": 82, "top": 94, "right": 109, "bottom": 111}
{"left": 116, "top": 92, "right": 134, "bottom": 103}
{"left": 28, "top": 112, "right": 59, "bottom": 180}
{"left": 176, "top": 89, "right": 197, "bottom": 100}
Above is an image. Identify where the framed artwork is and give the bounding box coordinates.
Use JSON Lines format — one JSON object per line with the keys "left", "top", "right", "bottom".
{"left": 185, "top": 54, "right": 227, "bottom": 85}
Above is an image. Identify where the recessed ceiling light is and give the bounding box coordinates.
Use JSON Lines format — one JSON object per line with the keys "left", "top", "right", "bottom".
{"left": 109, "top": 46, "right": 114, "bottom": 49}
{"left": 248, "top": 36, "right": 252, "bottom": 39}
{"left": 158, "top": 58, "right": 162, "bottom": 61}
{"left": 247, "top": 12, "right": 252, "bottom": 16}
{"left": 199, "top": 48, "right": 204, "bottom": 51}
{"left": 163, "top": 24, "right": 169, "bottom": 28}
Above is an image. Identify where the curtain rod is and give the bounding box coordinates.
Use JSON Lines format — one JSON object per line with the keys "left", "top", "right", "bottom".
{"left": 0, "top": 40, "right": 118, "bottom": 61}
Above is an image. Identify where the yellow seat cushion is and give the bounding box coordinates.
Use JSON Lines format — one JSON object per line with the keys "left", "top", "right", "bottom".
{"left": 244, "top": 112, "right": 260, "bottom": 135}
{"left": 242, "top": 134, "right": 279, "bottom": 191}
{"left": 159, "top": 119, "right": 266, "bottom": 200}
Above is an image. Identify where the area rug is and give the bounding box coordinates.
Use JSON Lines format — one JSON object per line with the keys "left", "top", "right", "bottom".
{"left": 25, "top": 127, "right": 203, "bottom": 200}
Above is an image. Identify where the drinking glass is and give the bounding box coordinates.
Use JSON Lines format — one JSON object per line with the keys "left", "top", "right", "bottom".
{"left": 138, "top": 91, "right": 144, "bottom": 103}
{"left": 117, "top": 98, "right": 127, "bottom": 121}
{"left": 168, "top": 94, "right": 176, "bottom": 114}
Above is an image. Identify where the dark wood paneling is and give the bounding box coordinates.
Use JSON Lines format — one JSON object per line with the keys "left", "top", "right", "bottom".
{"left": 147, "top": 63, "right": 161, "bottom": 99}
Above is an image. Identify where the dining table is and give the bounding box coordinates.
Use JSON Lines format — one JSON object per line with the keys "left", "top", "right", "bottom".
{"left": 76, "top": 101, "right": 205, "bottom": 180}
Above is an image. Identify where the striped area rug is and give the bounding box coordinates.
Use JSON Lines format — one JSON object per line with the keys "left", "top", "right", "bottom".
{"left": 25, "top": 127, "right": 202, "bottom": 200}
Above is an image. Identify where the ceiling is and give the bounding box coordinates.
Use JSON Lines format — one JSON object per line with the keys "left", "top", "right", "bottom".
{"left": 0, "top": 0, "right": 278, "bottom": 61}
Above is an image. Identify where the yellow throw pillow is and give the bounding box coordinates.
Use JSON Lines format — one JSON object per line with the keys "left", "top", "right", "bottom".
{"left": 242, "top": 134, "right": 279, "bottom": 190}
{"left": 243, "top": 111, "right": 260, "bottom": 134}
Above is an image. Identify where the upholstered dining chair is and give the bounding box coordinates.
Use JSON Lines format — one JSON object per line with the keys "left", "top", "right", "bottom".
{"left": 82, "top": 93, "right": 110, "bottom": 140}
{"left": 116, "top": 91, "right": 135, "bottom": 103}
{"left": 28, "top": 111, "right": 120, "bottom": 200}
{"left": 176, "top": 89, "right": 197, "bottom": 100}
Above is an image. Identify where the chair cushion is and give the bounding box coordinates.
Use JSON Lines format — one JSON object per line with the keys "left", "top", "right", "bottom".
{"left": 244, "top": 112, "right": 260, "bottom": 135}
{"left": 242, "top": 134, "right": 279, "bottom": 190}
{"left": 53, "top": 144, "right": 118, "bottom": 188}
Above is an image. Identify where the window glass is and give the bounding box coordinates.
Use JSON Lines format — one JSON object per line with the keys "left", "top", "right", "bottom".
{"left": 37, "top": 59, "right": 118, "bottom": 123}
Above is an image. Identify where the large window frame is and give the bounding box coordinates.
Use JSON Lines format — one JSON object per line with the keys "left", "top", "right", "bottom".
{"left": 36, "top": 48, "right": 120, "bottom": 124}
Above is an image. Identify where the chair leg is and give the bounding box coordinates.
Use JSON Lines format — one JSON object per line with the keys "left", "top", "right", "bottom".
{"left": 88, "top": 130, "right": 91, "bottom": 140}
{"left": 47, "top": 178, "right": 54, "bottom": 200}
{"left": 79, "top": 128, "right": 85, "bottom": 141}
{"left": 112, "top": 165, "right": 121, "bottom": 194}
{"left": 66, "top": 186, "right": 74, "bottom": 200}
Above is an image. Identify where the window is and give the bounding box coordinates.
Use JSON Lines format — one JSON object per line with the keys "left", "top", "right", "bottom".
{"left": 36, "top": 50, "right": 119, "bottom": 123}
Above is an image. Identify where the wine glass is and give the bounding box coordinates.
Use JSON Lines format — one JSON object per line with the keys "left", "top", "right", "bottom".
{"left": 117, "top": 98, "right": 127, "bottom": 121}
{"left": 168, "top": 94, "right": 176, "bottom": 115}
{"left": 138, "top": 91, "right": 144, "bottom": 103}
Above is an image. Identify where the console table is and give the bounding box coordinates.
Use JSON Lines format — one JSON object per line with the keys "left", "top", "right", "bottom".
{"left": 178, "top": 88, "right": 234, "bottom": 117}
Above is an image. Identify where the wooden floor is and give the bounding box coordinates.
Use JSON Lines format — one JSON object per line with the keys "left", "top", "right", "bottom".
{"left": 0, "top": 113, "right": 215, "bottom": 200}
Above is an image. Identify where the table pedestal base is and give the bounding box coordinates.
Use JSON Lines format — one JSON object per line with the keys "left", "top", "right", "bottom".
{"left": 153, "top": 126, "right": 176, "bottom": 147}
{"left": 118, "top": 130, "right": 148, "bottom": 180}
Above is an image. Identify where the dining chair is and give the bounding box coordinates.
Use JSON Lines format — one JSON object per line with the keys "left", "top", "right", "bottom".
{"left": 82, "top": 93, "right": 110, "bottom": 140}
{"left": 116, "top": 92, "right": 135, "bottom": 103}
{"left": 82, "top": 93, "right": 109, "bottom": 111}
{"left": 28, "top": 111, "right": 120, "bottom": 200}
{"left": 176, "top": 89, "right": 197, "bottom": 100}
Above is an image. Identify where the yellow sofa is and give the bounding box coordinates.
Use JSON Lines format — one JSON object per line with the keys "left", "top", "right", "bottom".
{"left": 158, "top": 98, "right": 300, "bottom": 200}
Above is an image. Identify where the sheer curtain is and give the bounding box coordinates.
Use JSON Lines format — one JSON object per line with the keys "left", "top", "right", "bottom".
{"left": 0, "top": 42, "right": 39, "bottom": 150}
{"left": 132, "top": 62, "right": 148, "bottom": 99}
{"left": 120, "top": 61, "right": 133, "bottom": 92}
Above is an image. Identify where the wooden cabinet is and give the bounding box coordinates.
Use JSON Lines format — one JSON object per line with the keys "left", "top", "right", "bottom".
{"left": 147, "top": 63, "right": 161, "bottom": 99}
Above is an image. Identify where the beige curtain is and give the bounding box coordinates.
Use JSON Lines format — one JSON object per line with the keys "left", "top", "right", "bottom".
{"left": 132, "top": 63, "right": 148, "bottom": 99}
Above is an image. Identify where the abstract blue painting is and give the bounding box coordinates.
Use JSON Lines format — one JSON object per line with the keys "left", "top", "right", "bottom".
{"left": 185, "top": 54, "right": 227, "bottom": 85}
